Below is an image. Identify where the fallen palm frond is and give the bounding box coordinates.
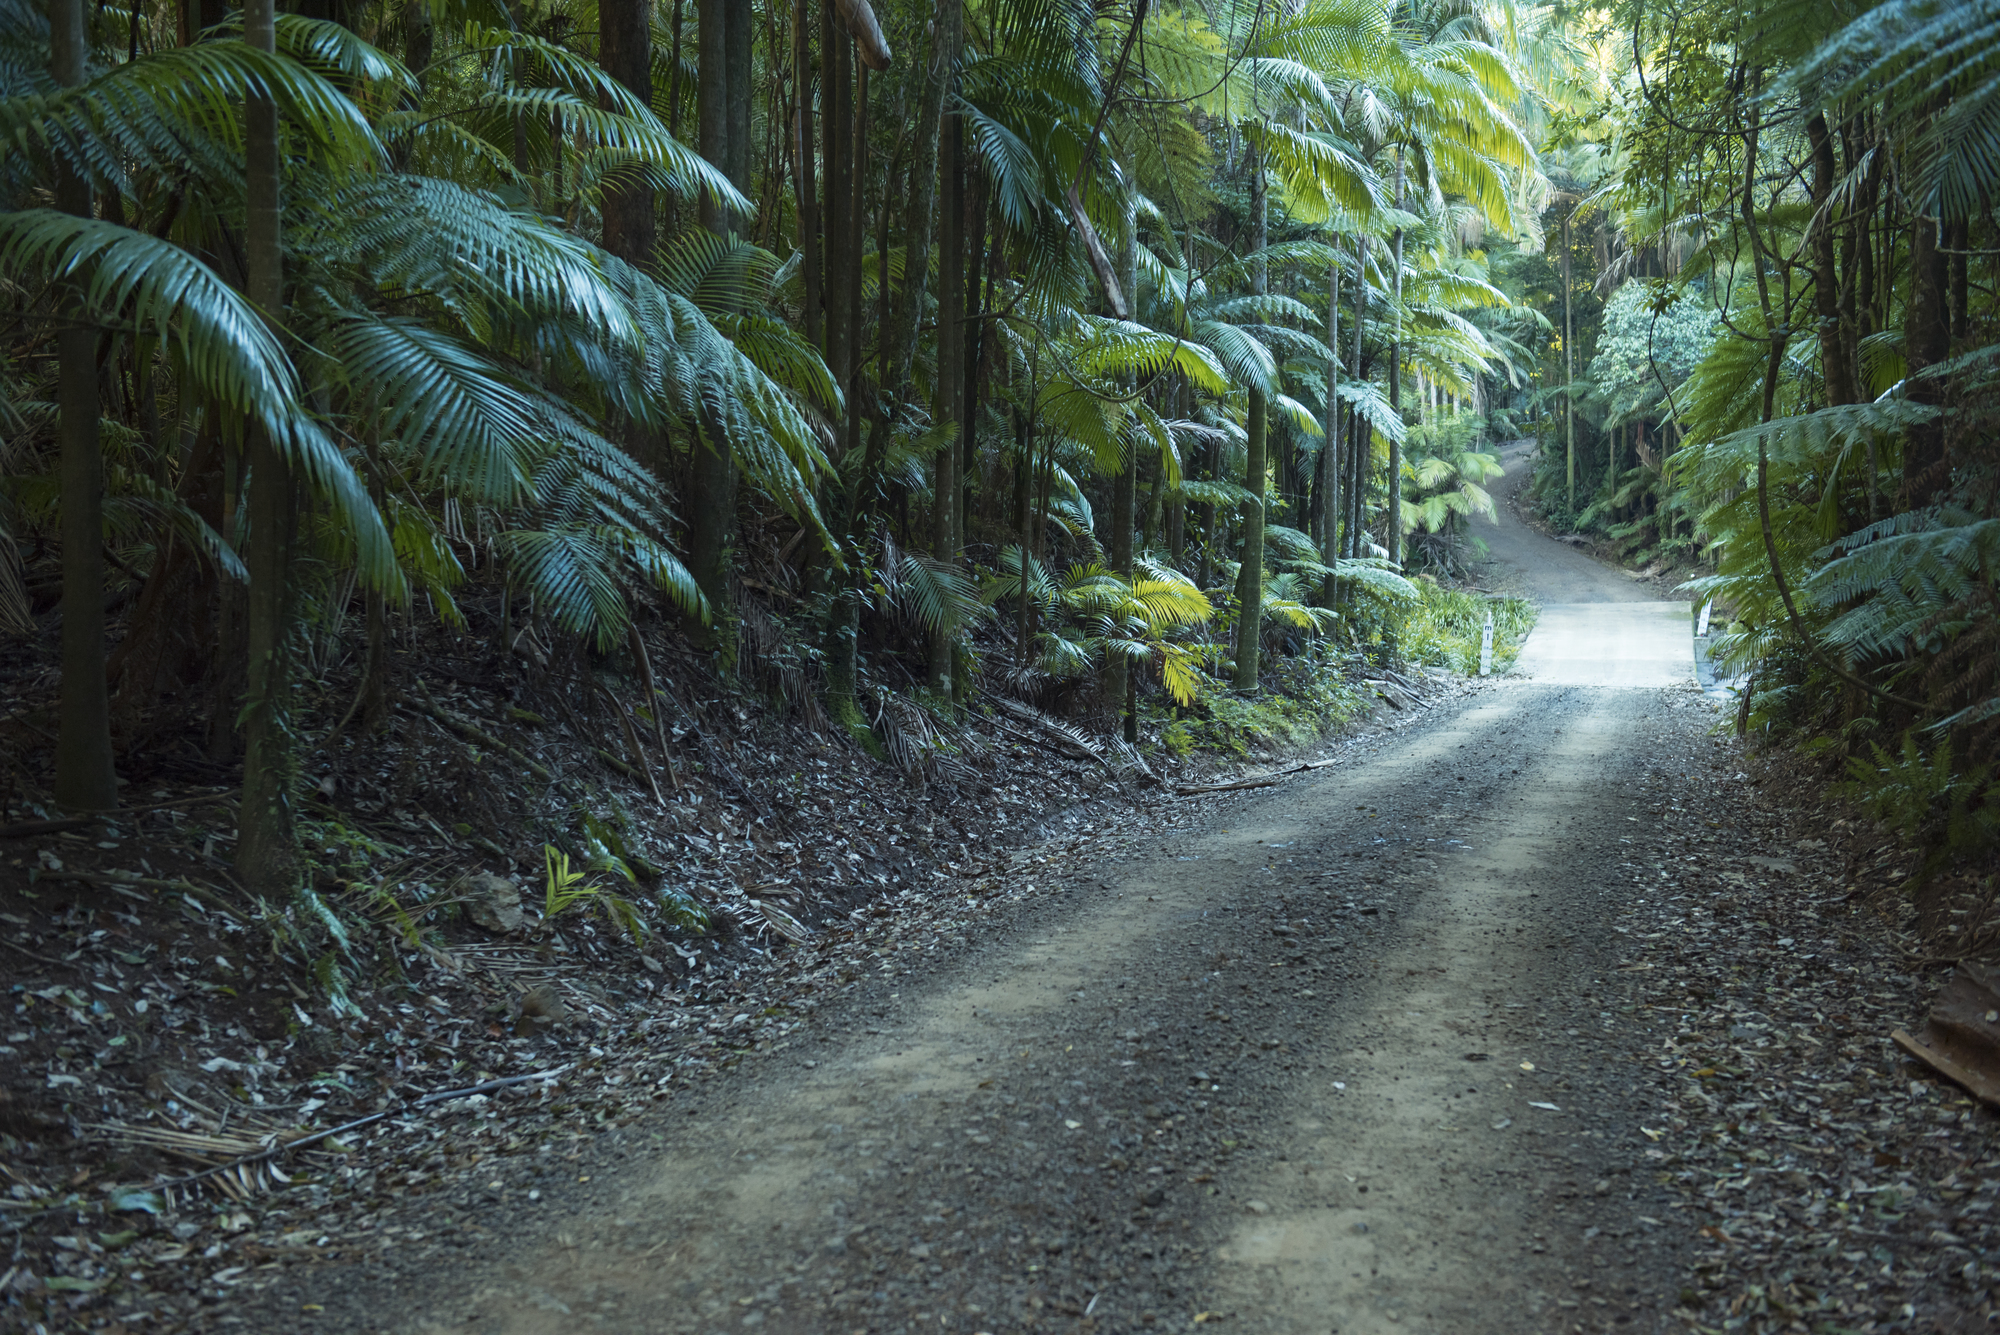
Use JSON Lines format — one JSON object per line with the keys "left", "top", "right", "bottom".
{"left": 755, "top": 899, "right": 812, "bottom": 943}
{"left": 93, "top": 1070, "right": 567, "bottom": 1210}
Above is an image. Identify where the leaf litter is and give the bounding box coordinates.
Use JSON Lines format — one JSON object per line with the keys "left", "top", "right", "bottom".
{"left": 0, "top": 633, "right": 1467, "bottom": 1333}
{"left": 1607, "top": 725, "right": 2000, "bottom": 1333}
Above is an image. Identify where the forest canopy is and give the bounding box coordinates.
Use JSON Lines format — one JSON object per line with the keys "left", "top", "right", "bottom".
{"left": 4, "top": 0, "right": 1998, "bottom": 901}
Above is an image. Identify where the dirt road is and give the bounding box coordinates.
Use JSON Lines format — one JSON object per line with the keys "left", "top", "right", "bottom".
{"left": 283, "top": 449, "right": 1724, "bottom": 1335}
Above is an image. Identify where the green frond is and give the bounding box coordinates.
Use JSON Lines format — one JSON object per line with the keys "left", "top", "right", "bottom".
{"left": 0, "top": 210, "right": 393, "bottom": 581}
{"left": 320, "top": 313, "right": 536, "bottom": 504}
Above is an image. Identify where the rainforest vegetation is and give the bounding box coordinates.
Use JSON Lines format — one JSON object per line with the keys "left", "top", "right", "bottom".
{"left": 4, "top": 0, "right": 1999, "bottom": 930}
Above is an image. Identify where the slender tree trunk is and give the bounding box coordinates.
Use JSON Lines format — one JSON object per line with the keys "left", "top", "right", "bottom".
{"left": 870, "top": 0, "right": 951, "bottom": 413}
{"left": 1947, "top": 218, "right": 1969, "bottom": 342}
{"left": 665, "top": 0, "right": 686, "bottom": 237}
{"left": 1903, "top": 209, "right": 1951, "bottom": 506}
{"left": 1232, "top": 151, "right": 1267, "bottom": 693}
{"left": 599, "top": 0, "right": 655, "bottom": 266}
{"left": 1317, "top": 253, "right": 1340, "bottom": 568}
{"left": 1106, "top": 184, "right": 1138, "bottom": 738}
{"left": 1012, "top": 403, "right": 1032, "bottom": 669}
{"left": 792, "top": 0, "right": 820, "bottom": 349}
{"left": 358, "top": 437, "right": 389, "bottom": 731}
{"left": 1562, "top": 208, "right": 1575, "bottom": 512}
{"left": 178, "top": 0, "right": 226, "bottom": 44}
{"left": 822, "top": 5, "right": 850, "bottom": 393}
{"left": 1387, "top": 149, "right": 1405, "bottom": 566}
{"left": 684, "top": 0, "right": 746, "bottom": 659}
{"left": 1347, "top": 234, "right": 1368, "bottom": 559}
{"left": 822, "top": 17, "right": 877, "bottom": 723}
{"left": 52, "top": 0, "right": 118, "bottom": 812}
{"left": 927, "top": 102, "right": 964, "bottom": 690}
{"left": 1806, "top": 113, "right": 1856, "bottom": 408}
{"left": 404, "top": 0, "right": 434, "bottom": 91}
{"left": 725, "top": 0, "right": 751, "bottom": 198}
{"left": 236, "top": 0, "right": 294, "bottom": 889}
{"left": 958, "top": 166, "right": 989, "bottom": 556}
{"left": 1346, "top": 401, "right": 1364, "bottom": 558}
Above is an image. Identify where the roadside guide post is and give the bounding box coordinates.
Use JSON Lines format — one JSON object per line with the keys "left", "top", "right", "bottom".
{"left": 1479, "top": 609, "right": 1494, "bottom": 677}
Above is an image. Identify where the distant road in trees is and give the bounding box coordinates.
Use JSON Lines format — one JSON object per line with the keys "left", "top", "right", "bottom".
{"left": 1482, "top": 439, "right": 1694, "bottom": 690}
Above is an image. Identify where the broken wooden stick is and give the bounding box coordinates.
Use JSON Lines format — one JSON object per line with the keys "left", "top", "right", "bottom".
{"left": 627, "top": 625, "right": 682, "bottom": 793}
{"left": 1174, "top": 758, "right": 1339, "bottom": 796}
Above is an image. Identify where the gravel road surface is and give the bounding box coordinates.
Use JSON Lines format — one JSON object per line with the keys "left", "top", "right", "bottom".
{"left": 289, "top": 448, "right": 1722, "bottom": 1335}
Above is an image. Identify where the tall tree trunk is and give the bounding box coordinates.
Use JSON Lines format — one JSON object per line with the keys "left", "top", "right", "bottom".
{"left": 665, "top": 0, "right": 686, "bottom": 237}
{"left": 1562, "top": 208, "right": 1575, "bottom": 512}
{"left": 957, "top": 166, "right": 989, "bottom": 557}
{"left": 599, "top": 0, "right": 655, "bottom": 265}
{"left": 822, "top": 4, "right": 851, "bottom": 393}
{"left": 358, "top": 437, "right": 389, "bottom": 731}
{"left": 52, "top": 0, "right": 118, "bottom": 812}
{"left": 1806, "top": 113, "right": 1856, "bottom": 408}
{"left": 792, "top": 0, "right": 821, "bottom": 349}
{"left": 1347, "top": 234, "right": 1368, "bottom": 559}
{"left": 927, "top": 101, "right": 964, "bottom": 691}
{"left": 1387, "top": 148, "right": 1405, "bottom": 566}
{"left": 404, "top": 0, "right": 434, "bottom": 93}
{"left": 1316, "top": 253, "right": 1340, "bottom": 568}
{"left": 864, "top": 0, "right": 951, "bottom": 463}
{"left": 725, "top": 0, "right": 751, "bottom": 197}
{"left": 684, "top": 0, "right": 747, "bottom": 660}
{"left": 1232, "top": 151, "right": 1267, "bottom": 693}
{"left": 236, "top": 0, "right": 294, "bottom": 889}
{"left": 1903, "top": 210, "right": 1951, "bottom": 506}
{"left": 178, "top": 0, "right": 226, "bottom": 44}
{"left": 1105, "top": 183, "right": 1138, "bottom": 738}
{"left": 1947, "top": 218, "right": 1969, "bottom": 342}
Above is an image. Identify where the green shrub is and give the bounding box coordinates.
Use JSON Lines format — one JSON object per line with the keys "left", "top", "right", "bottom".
{"left": 1400, "top": 577, "right": 1538, "bottom": 674}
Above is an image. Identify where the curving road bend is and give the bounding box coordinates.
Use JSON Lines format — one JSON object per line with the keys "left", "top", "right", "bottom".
{"left": 311, "top": 442, "right": 1721, "bottom": 1335}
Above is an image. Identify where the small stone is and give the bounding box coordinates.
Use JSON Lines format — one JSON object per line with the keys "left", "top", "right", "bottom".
{"left": 1245, "top": 1200, "right": 1271, "bottom": 1215}
{"left": 461, "top": 873, "right": 524, "bottom": 933}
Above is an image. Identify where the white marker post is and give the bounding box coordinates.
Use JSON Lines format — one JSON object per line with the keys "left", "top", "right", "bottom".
{"left": 1696, "top": 601, "right": 1712, "bottom": 637}
{"left": 1478, "top": 609, "right": 1494, "bottom": 677}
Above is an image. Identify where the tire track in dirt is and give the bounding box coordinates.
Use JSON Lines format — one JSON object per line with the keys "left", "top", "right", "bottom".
{"left": 1211, "top": 683, "right": 1695, "bottom": 1334}
{"left": 340, "top": 675, "right": 1717, "bottom": 1335}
